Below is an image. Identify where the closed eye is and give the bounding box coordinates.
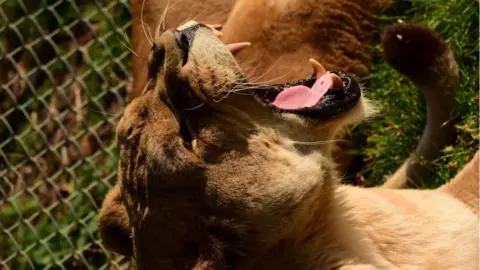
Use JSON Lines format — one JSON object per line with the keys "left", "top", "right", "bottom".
{"left": 147, "top": 43, "right": 166, "bottom": 80}
{"left": 159, "top": 92, "right": 195, "bottom": 150}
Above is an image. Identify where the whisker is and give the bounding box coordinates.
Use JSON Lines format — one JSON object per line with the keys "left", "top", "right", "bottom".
{"left": 156, "top": 0, "right": 186, "bottom": 37}
{"left": 121, "top": 28, "right": 131, "bottom": 43}
{"left": 345, "top": 126, "right": 353, "bottom": 139}
{"left": 235, "top": 58, "right": 261, "bottom": 81}
{"left": 237, "top": 58, "right": 257, "bottom": 72}
{"left": 147, "top": 26, "right": 154, "bottom": 43}
{"left": 243, "top": 57, "right": 265, "bottom": 79}
{"left": 249, "top": 52, "right": 287, "bottom": 84}
{"left": 140, "top": 80, "right": 152, "bottom": 95}
{"left": 232, "top": 91, "right": 255, "bottom": 96}
{"left": 185, "top": 52, "right": 294, "bottom": 102}
{"left": 229, "top": 84, "right": 269, "bottom": 93}
{"left": 179, "top": 14, "right": 194, "bottom": 27}
{"left": 222, "top": 73, "right": 292, "bottom": 96}
{"left": 184, "top": 103, "right": 204, "bottom": 111}
{"left": 192, "top": 7, "right": 211, "bottom": 22}
{"left": 87, "top": 108, "right": 121, "bottom": 117}
{"left": 141, "top": 0, "right": 153, "bottom": 45}
{"left": 156, "top": 0, "right": 170, "bottom": 41}
{"left": 213, "top": 92, "right": 228, "bottom": 103}
{"left": 231, "top": 72, "right": 292, "bottom": 90}
{"left": 290, "top": 139, "right": 350, "bottom": 145}
{"left": 118, "top": 38, "right": 140, "bottom": 58}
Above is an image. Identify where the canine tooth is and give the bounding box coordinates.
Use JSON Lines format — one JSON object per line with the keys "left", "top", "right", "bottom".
{"left": 206, "top": 24, "right": 223, "bottom": 38}
{"left": 227, "top": 42, "right": 251, "bottom": 55}
{"left": 309, "top": 58, "right": 327, "bottom": 77}
{"left": 329, "top": 73, "right": 344, "bottom": 88}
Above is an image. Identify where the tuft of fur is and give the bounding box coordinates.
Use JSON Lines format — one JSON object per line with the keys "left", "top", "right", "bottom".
{"left": 382, "top": 22, "right": 459, "bottom": 87}
{"left": 382, "top": 23, "right": 459, "bottom": 188}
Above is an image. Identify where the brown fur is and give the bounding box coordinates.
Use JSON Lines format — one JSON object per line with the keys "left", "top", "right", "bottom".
{"left": 220, "top": 0, "right": 394, "bottom": 84}
{"left": 98, "top": 184, "right": 132, "bottom": 256}
{"left": 131, "top": 0, "right": 236, "bottom": 99}
{"left": 131, "top": 0, "right": 459, "bottom": 180}
{"left": 130, "top": 0, "right": 397, "bottom": 174}
{"left": 381, "top": 23, "right": 458, "bottom": 188}
{"left": 131, "top": 0, "right": 395, "bottom": 97}
{"left": 98, "top": 16, "right": 479, "bottom": 269}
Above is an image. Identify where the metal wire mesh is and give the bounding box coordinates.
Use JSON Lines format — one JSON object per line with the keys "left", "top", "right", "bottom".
{"left": 0, "top": 0, "right": 132, "bottom": 269}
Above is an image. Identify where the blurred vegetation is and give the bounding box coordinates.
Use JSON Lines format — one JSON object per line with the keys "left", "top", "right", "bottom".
{"left": 0, "top": 0, "right": 477, "bottom": 269}
{"left": 0, "top": 0, "right": 131, "bottom": 269}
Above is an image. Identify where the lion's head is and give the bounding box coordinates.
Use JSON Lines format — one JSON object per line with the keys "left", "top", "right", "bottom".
{"left": 100, "top": 21, "right": 373, "bottom": 269}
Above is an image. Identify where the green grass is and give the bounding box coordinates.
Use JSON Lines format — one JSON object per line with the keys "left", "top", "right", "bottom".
{"left": 351, "top": 0, "right": 479, "bottom": 187}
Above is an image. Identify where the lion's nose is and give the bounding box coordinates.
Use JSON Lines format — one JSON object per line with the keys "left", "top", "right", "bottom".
{"left": 173, "top": 23, "right": 208, "bottom": 52}
{"left": 173, "top": 30, "right": 190, "bottom": 54}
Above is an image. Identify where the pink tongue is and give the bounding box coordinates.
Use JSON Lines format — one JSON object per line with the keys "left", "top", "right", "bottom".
{"left": 272, "top": 74, "right": 335, "bottom": 110}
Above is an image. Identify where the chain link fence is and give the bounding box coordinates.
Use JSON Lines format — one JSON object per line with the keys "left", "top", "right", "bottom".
{"left": 0, "top": 0, "right": 133, "bottom": 269}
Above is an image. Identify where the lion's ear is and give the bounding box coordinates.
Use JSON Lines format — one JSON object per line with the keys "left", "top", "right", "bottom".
{"left": 98, "top": 184, "right": 133, "bottom": 256}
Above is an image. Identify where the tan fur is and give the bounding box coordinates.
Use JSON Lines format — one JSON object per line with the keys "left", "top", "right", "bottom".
{"left": 131, "top": 0, "right": 394, "bottom": 97}
{"left": 132, "top": 0, "right": 458, "bottom": 181}
{"left": 131, "top": 0, "right": 236, "bottom": 99}
{"left": 130, "top": 0, "right": 399, "bottom": 174}
{"left": 98, "top": 17, "right": 479, "bottom": 269}
{"left": 220, "top": 0, "right": 394, "bottom": 84}
{"left": 440, "top": 152, "right": 479, "bottom": 214}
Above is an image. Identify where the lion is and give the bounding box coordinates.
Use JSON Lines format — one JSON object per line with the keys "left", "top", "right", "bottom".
{"left": 130, "top": 0, "right": 458, "bottom": 183}
{"left": 98, "top": 15, "right": 479, "bottom": 269}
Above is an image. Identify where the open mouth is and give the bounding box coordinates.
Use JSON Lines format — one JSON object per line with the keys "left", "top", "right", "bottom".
{"left": 172, "top": 23, "right": 361, "bottom": 119}
{"left": 238, "top": 59, "right": 361, "bottom": 119}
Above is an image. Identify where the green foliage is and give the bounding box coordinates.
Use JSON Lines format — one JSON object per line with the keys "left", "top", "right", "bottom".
{"left": 0, "top": 0, "right": 131, "bottom": 269}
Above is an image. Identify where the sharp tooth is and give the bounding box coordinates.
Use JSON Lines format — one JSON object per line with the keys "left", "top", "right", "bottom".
{"left": 329, "top": 73, "right": 344, "bottom": 88}
{"left": 309, "top": 58, "right": 327, "bottom": 78}
{"left": 227, "top": 42, "right": 251, "bottom": 55}
{"left": 206, "top": 24, "right": 223, "bottom": 38}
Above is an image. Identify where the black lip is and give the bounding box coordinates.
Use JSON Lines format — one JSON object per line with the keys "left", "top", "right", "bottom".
{"left": 242, "top": 71, "right": 361, "bottom": 120}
